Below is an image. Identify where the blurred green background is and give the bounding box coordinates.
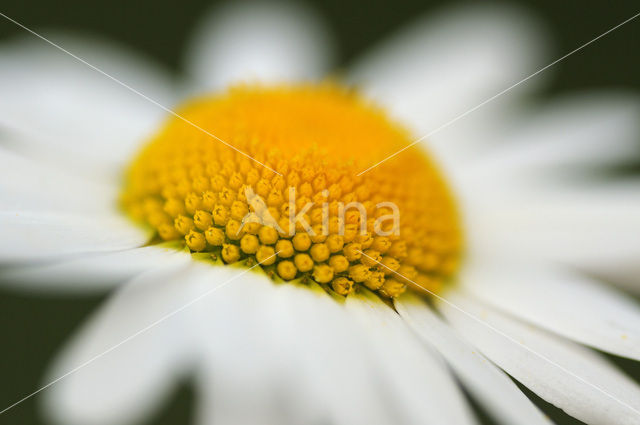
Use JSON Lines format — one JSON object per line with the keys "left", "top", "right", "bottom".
{"left": 0, "top": 0, "right": 638, "bottom": 424}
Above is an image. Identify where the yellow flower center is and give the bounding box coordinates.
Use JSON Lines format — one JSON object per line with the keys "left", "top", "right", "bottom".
{"left": 121, "top": 84, "right": 462, "bottom": 298}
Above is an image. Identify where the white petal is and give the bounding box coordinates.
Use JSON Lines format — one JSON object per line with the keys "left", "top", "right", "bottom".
{"left": 43, "top": 259, "right": 198, "bottom": 425}
{"left": 0, "top": 246, "right": 187, "bottom": 293}
{"left": 345, "top": 289, "right": 477, "bottom": 425}
{"left": 194, "top": 274, "right": 396, "bottom": 425}
{"left": 465, "top": 180, "right": 640, "bottom": 285}
{"left": 348, "top": 4, "right": 548, "bottom": 164}
{"left": 0, "top": 211, "right": 149, "bottom": 263}
{"left": 590, "top": 261, "right": 640, "bottom": 297}
{"left": 464, "top": 92, "right": 640, "bottom": 183}
{"left": 458, "top": 262, "right": 640, "bottom": 360}
{"left": 0, "top": 146, "right": 117, "bottom": 213}
{"left": 439, "top": 290, "right": 640, "bottom": 425}
{"left": 0, "top": 31, "right": 175, "bottom": 176}
{"left": 396, "top": 293, "right": 551, "bottom": 425}
{"left": 268, "top": 284, "right": 398, "bottom": 425}
{"left": 184, "top": 0, "right": 333, "bottom": 92}
{"left": 194, "top": 276, "right": 294, "bottom": 425}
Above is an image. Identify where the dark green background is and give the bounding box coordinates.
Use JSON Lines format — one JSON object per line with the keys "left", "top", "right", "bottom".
{"left": 0, "top": 0, "right": 639, "bottom": 424}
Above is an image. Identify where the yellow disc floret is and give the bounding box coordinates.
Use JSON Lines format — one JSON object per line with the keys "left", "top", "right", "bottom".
{"left": 121, "top": 84, "right": 462, "bottom": 298}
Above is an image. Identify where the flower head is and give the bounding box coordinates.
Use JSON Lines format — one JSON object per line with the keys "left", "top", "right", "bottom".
{"left": 121, "top": 84, "right": 461, "bottom": 297}
{"left": 1, "top": 2, "right": 640, "bottom": 425}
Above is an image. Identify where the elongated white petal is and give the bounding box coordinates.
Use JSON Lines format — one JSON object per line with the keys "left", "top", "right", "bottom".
{"left": 465, "top": 180, "right": 640, "bottom": 286}
{"left": 193, "top": 274, "right": 307, "bottom": 425}
{"left": 348, "top": 4, "right": 547, "bottom": 166}
{"left": 396, "top": 293, "right": 551, "bottom": 425}
{"left": 0, "top": 146, "right": 117, "bottom": 213}
{"left": 269, "top": 284, "right": 399, "bottom": 425}
{"left": 43, "top": 259, "right": 198, "bottom": 425}
{"left": 590, "top": 262, "right": 640, "bottom": 297}
{"left": 465, "top": 93, "right": 640, "bottom": 182}
{"left": 438, "top": 290, "right": 640, "bottom": 425}
{"left": 0, "top": 32, "right": 175, "bottom": 176}
{"left": 194, "top": 273, "right": 396, "bottom": 425}
{"left": 0, "top": 211, "right": 149, "bottom": 263}
{"left": 345, "top": 290, "right": 477, "bottom": 425}
{"left": 458, "top": 262, "right": 640, "bottom": 360}
{"left": 0, "top": 246, "right": 187, "bottom": 293}
{"left": 184, "top": 0, "right": 333, "bottom": 92}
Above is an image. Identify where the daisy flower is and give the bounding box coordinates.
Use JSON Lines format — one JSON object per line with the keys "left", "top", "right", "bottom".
{"left": 1, "top": 2, "right": 640, "bottom": 425}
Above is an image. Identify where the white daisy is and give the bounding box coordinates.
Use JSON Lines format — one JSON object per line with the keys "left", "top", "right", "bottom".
{"left": 1, "top": 2, "right": 640, "bottom": 425}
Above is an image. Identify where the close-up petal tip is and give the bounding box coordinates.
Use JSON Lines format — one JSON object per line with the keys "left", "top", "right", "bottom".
{"left": 348, "top": 3, "right": 551, "bottom": 134}
{"left": 184, "top": 0, "right": 334, "bottom": 92}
